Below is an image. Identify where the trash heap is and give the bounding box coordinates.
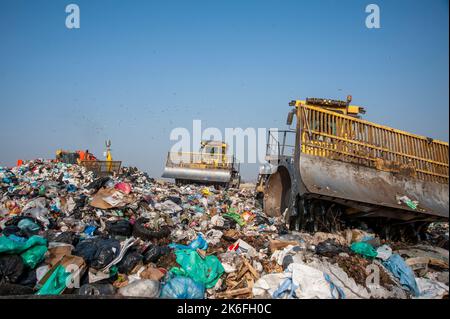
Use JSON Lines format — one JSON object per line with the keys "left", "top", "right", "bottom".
{"left": 0, "top": 160, "right": 448, "bottom": 299}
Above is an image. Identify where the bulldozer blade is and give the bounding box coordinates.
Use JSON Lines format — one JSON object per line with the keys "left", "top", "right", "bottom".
{"left": 162, "top": 166, "right": 232, "bottom": 184}
{"left": 298, "top": 154, "right": 449, "bottom": 221}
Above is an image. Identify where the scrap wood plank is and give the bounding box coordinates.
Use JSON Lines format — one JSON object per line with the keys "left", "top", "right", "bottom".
{"left": 229, "top": 277, "right": 245, "bottom": 290}
{"left": 245, "top": 272, "right": 254, "bottom": 289}
{"left": 269, "top": 239, "right": 299, "bottom": 252}
{"left": 242, "top": 258, "right": 260, "bottom": 279}
{"left": 406, "top": 257, "right": 449, "bottom": 269}
{"left": 236, "top": 264, "right": 249, "bottom": 280}
{"left": 216, "top": 287, "right": 252, "bottom": 298}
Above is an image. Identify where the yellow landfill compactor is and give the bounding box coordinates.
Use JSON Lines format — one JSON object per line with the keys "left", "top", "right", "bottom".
{"left": 162, "top": 140, "right": 241, "bottom": 188}
{"left": 258, "top": 96, "right": 449, "bottom": 240}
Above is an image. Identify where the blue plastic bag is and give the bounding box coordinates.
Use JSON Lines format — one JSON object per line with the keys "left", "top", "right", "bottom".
{"left": 84, "top": 225, "right": 97, "bottom": 237}
{"left": 18, "top": 219, "right": 41, "bottom": 233}
{"left": 383, "top": 254, "right": 420, "bottom": 296}
{"left": 272, "top": 277, "right": 298, "bottom": 299}
{"left": 160, "top": 276, "right": 205, "bottom": 299}
{"left": 7, "top": 234, "right": 27, "bottom": 243}
{"left": 67, "top": 184, "right": 77, "bottom": 192}
{"left": 360, "top": 235, "right": 375, "bottom": 242}
{"left": 169, "top": 234, "right": 208, "bottom": 251}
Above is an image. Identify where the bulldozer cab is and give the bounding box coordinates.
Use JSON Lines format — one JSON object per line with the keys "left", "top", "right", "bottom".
{"left": 200, "top": 140, "right": 228, "bottom": 167}
{"left": 162, "top": 140, "right": 240, "bottom": 187}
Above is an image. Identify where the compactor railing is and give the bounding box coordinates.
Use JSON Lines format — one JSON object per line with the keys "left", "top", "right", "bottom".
{"left": 165, "top": 152, "right": 239, "bottom": 171}
{"left": 297, "top": 104, "right": 449, "bottom": 183}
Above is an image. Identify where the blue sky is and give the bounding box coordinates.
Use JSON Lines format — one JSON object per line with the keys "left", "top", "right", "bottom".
{"left": 0, "top": 0, "right": 448, "bottom": 181}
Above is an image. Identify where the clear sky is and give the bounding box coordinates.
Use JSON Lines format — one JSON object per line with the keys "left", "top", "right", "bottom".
{"left": 0, "top": 0, "right": 448, "bottom": 181}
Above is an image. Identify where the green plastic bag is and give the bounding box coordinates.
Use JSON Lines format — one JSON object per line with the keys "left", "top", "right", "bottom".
{"left": 350, "top": 242, "right": 378, "bottom": 259}
{"left": 109, "top": 265, "right": 118, "bottom": 277}
{"left": 0, "top": 235, "right": 47, "bottom": 254}
{"left": 38, "top": 185, "right": 46, "bottom": 196}
{"left": 36, "top": 264, "right": 71, "bottom": 295}
{"left": 20, "top": 245, "right": 48, "bottom": 269}
{"left": 223, "top": 212, "right": 245, "bottom": 227}
{"left": 170, "top": 249, "right": 224, "bottom": 288}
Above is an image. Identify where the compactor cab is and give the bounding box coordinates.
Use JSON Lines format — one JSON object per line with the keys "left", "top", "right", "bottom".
{"left": 258, "top": 96, "right": 449, "bottom": 240}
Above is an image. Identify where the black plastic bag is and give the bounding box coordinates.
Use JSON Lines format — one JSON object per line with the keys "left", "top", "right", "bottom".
{"left": 315, "top": 239, "right": 349, "bottom": 257}
{"left": 166, "top": 196, "right": 182, "bottom": 205}
{"left": 73, "top": 239, "right": 98, "bottom": 264}
{"left": 91, "top": 239, "right": 121, "bottom": 270}
{"left": 1, "top": 225, "right": 24, "bottom": 238}
{"left": 78, "top": 283, "right": 116, "bottom": 296}
{"left": 282, "top": 255, "right": 294, "bottom": 270}
{"left": 117, "top": 250, "right": 143, "bottom": 274}
{"left": 54, "top": 231, "right": 79, "bottom": 246}
{"left": 255, "top": 215, "right": 270, "bottom": 225}
{"left": 3, "top": 216, "right": 41, "bottom": 238}
{"left": 74, "top": 195, "right": 88, "bottom": 210}
{"left": 0, "top": 255, "right": 25, "bottom": 284}
{"left": 277, "top": 224, "right": 289, "bottom": 235}
{"left": 281, "top": 246, "right": 303, "bottom": 270}
{"left": 17, "top": 268, "right": 37, "bottom": 288}
{"left": 106, "top": 220, "right": 132, "bottom": 237}
{"left": 0, "top": 283, "right": 34, "bottom": 296}
{"left": 87, "top": 177, "right": 113, "bottom": 192}
{"left": 143, "top": 245, "right": 169, "bottom": 264}
{"left": 222, "top": 217, "right": 237, "bottom": 230}
{"left": 73, "top": 238, "right": 121, "bottom": 270}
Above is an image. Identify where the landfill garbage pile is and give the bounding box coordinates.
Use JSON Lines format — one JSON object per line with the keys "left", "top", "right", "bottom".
{"left": 0, "top": 160, "right": 448, "bottom": 299}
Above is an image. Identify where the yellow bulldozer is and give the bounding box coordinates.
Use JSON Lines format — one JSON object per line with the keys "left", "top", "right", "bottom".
{"left": 257, "top": 96, "right": 448, "bottom": 240}
{"left": 162, "top": 140, "right": 241, "bottom": 188}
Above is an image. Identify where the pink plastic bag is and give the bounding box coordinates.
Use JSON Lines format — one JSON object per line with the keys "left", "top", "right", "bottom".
{"left": 115, "top": 182, "right": 132, "bottom": 194}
